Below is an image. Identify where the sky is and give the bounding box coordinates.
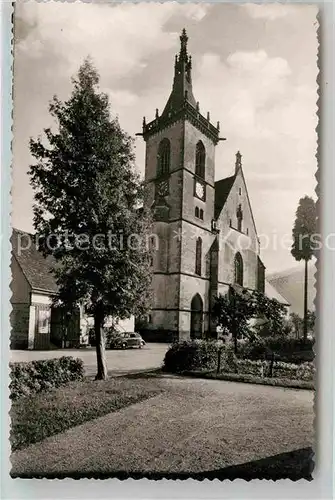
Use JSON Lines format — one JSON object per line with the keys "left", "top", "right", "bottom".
{"left": 12, "top": 2, "right": 318, "bottom": 274}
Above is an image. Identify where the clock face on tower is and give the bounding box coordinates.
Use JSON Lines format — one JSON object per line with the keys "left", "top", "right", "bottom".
{"left": 195, "top": 180, "right": 205, "bottom": 200}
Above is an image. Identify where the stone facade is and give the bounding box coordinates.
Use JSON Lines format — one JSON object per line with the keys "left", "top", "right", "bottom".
{"left": 138, "top": 30, "right": 265, "bottom": 342}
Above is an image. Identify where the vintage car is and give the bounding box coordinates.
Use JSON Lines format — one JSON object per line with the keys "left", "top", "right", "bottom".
{"left": 106, "top": 330, "right": 145, "bottom": 350}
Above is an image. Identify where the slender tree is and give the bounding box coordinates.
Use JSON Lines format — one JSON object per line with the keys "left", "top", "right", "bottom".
{"left": 291, "top": 196, "right": 317, "bottom": 343}
{"left": 29, "top": 59, "right": 153, "bottom": 379}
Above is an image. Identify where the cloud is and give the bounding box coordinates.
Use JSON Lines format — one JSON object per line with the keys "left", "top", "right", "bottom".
{"left": 195, "top": 50, "right": 293, "bottom": 141}
{"left": 106, "top": 89, "right": 139, "bottom": 109}
{"left": 193, "top": 47, "right": 317, "bottom": 264}
{"left": 242, "top": 4, "right": 300, "bottom": 21}
{"left": 15, "top": 3, "right": 211, "bottom": 82}
{"left": 184, "top": 4, "right": 210, "bottom": 21}
{"left": 12, "top": 3, "right": 317, "bottom": 273}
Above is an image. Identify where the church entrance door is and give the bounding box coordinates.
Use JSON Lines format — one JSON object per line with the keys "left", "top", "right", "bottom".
{"left": 190, "top": 294, "right": 203, "bottom": 339}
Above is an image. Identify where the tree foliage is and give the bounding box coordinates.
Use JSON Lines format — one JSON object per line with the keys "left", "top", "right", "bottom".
{"left": 213, "top": 286, "right": 287, "bottom": 353}
{"left": 291, "top": 195, "right": 317, "bottom": 342}
{"left": 29, "top": 59, "right": 153, "bottom": 379}
{"left": 289, "top": 311, "right": 315, "bottom": 338}
{"left": 291, "top": 196, "right": 317, "bottom": 262}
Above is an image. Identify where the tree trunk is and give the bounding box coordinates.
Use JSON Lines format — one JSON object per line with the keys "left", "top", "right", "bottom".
{"left": 303, "top": 259, "right": 308, "bottom": 343}
{"left": 94, "top": 304, "right": 108, "bottom": 380}
{"left": 233, "top": 321, "right": 238, "bottom": 355}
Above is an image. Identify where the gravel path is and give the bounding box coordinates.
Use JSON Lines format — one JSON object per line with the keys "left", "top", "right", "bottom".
{"left": 11, "top": 376, "right": 314, "bottom": 477}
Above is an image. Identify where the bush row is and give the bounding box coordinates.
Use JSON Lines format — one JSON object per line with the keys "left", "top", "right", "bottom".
{"left": 10, "top": 356, "right": 85, "bottom": 400}
{"left": 221, "top": 357, "right": 315, "bottom": 381}
{"left": 163, "top": 340, "right": 315, "bottom": 382}
{"left": 237, "top": 336, "right": 314, "bottom": 363}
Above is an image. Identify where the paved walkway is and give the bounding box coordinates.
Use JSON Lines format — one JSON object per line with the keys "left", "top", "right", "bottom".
{"left": 11, "top": 343, "right": 169, "bottom": 377}
{"left": 11, "top": 377, "right": 314, "bottom": 477}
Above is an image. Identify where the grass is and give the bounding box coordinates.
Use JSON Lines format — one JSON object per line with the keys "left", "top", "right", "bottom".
{"left": 182, "top": 370, "right": 315, "bottom": 390}
{"left": 10, "top": 377, "right": 164, "bottom": 452}
{"left": 11, "top": 375, "right": 313, "bottom": 479}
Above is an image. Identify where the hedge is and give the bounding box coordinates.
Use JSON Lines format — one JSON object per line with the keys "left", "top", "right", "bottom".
{"left": 238, "top": 336, "right": 314, "bottom": 363}
{"left": 163, "top": 340, "right": 219, "bottom": 373}
{"left": 221, "top": 357, "right": 315, "bottom": 382}
{"left": 163, "top": 340, "right": 315, "bottom": 383}
{"left": 10, "top": 356, "right": 85, "bottom": 400}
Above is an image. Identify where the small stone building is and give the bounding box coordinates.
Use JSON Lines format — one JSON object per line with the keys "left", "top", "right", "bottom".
{"left": 11, "top": 228, "right": 80, "bottom": 349}
{"left": 11, "top": 228, "right": 134, "bottom": 350}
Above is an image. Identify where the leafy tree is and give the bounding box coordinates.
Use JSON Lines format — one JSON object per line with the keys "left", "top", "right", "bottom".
{"left": 291, "top": 196, "right": 317, "bottom": 342}
{"left": 29, "top": 59, "right": 153, "bottom": 380}
{"left": 212, "top": 286, "right": 286, "bottom": 354}
{"left": 289, "top": 310, "right": 315, "bottom": 339}
{"left": 289, "top": 312, "right": 303, "bottom": 338}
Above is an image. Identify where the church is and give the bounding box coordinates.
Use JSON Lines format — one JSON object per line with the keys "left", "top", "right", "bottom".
{"left": 138, "top": 29, "right": 267, "bottom": 342}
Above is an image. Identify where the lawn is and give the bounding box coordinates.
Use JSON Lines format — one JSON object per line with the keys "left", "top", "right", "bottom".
{"left": 11, "top": 376, "right": 314, "bottom": 480}
{"left": 10, "top": 376, "right": 164, "bottom": 451}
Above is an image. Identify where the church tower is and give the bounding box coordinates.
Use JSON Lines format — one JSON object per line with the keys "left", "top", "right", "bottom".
{"left": 141, "top": 29, "right": 222, "bottom": 341}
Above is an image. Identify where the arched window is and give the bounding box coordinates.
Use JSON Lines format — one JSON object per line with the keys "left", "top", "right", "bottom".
{"left": 190, "top": 294, "right": 203, "bottom": 339}
{"left": 195, "top": 141, "right": 206, "bottom": 179}
{"left": 157, "top": 139, "right": 170, "bottom": 177}
{"left": 199, "top": 209, "right": 204, "bottom": 220}
{"left": 195, "top": 237, "right": 202, "bottom": 275}
{"left": 195, "top": 207, "right": 199, "bottom": 218}
{"left": 234, "top": 252, "right": 243, "bottom": 286}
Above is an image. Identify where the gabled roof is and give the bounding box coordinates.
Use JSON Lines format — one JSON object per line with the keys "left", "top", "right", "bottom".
{"left": 214, "top": 164, "right": 259, "bottom": 237}
{"left": 11, "top": 228, "right": 58, "bottom": 294}
{"left": 265, "top": 280, "right": 290, "bottom": 306}
{"left": 214, "top": 174, "right": 236, "bottom": 219}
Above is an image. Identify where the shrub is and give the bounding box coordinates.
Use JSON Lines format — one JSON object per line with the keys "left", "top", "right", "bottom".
{"left": 238, "top": 337, "right": 268, "bottom": 360}
{"left": 254, "top": 319, "right": 293, "bottom": 337}
{"left": 9, "top": 356, "right": 85, "bottom": 400}
{"left": 238, "top": 336, "right": 314, "bottom": 363}
{"left": 163, "top": 340, "right": 219, "bottom": 373}
{"left": 218, "top": 356, "right": 315, "bottom": 382}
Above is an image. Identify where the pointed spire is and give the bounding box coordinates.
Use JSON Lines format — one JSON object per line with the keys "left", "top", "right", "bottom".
{"left": 179, "top": 28, "right": 188, "bottom": 62}
{"left": 235, "top": 151, "right": 242, "bottom": 174}
{"left": 142, "top": 29, "right": 220, "bottom": 146}
{"left": 161, "top": 28, "right": 196, "bottom": 117}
